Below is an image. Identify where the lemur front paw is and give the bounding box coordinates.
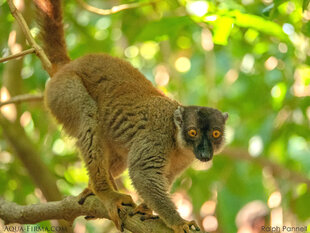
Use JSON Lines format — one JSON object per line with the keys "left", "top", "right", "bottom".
{"left": 171, "top": 219, "right": 201, "bottom": 233}
{"left": 129, "top": 203, "right": 159, "bottom": 221}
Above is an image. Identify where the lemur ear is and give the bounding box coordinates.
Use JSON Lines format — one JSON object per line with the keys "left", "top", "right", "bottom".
{"left": 174, "top": 106, "right": 184, "bottom": 127}
{"left": 223, "top": 112, "right": 229, "bottom": 122}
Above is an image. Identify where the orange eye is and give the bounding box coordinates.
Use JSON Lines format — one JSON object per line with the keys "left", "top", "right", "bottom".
{"left": 188, "top": 129, "right": 197, "bottom": 137}
{"left": 212, "top": 130, "right": 221, "bottom": 138}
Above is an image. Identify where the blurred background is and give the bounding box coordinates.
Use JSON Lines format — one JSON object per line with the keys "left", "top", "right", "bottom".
{"left": 0, "top": 0, "right": 310, "bottom": 232}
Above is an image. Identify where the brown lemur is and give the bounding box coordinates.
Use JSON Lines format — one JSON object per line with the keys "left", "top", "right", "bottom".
{"left": 34, "top": 0, "right": 228, "bottom": 232}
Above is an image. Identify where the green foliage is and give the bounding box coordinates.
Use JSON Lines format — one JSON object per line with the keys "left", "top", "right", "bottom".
{"left": 0, "top": 0, "right": 310, "bottom": 232}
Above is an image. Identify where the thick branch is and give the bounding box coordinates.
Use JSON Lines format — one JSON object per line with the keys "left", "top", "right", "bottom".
{"left": 76, "top": 0, "right": 159, "bottom": 15}
{"left": 0, "top": 195, "right": 186, "bottom": 233}
{"left": 222, "top": 147, "right": 310, "bottom": 186}
{"left": 0, "top": 48, "right": 35, "bottom": 63}
{"left": 0, "top": 93, "right": 43, "bottom": 107}
{"left": 7, "top": 0, "right": 52, "bottom": 75}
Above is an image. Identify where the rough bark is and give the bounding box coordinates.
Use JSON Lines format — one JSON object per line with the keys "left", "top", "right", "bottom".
{"left": 0, "top": 195, "right": 198, "bottom": 233}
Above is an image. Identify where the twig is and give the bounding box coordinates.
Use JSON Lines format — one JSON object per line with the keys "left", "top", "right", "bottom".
{"left": 76, "top": 0, "right": 160, "bottom": 15}
{"left": 0, "top": 195, "right": 189, "bottom": 233}
{"left": 0, "top": 48, "right": 35, "bottom": 63}
{"left": 7, "top": 0, "right": 52, "bottom": 75}
{"left": 0, "top": 94, "right": 43, "bottom": 107}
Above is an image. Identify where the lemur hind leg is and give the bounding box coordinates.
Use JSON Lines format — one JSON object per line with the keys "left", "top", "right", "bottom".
{"left": 78, "top": 170, "right": 117, "bottom": 205}
{"left": 46, "top": 76, "right": 135, "bottom": 231}
{"left": 78, "top": 186, "right": 94, "bottom": 205}
{"left": 78, "top": 127, "right": 135, "bottom": 231}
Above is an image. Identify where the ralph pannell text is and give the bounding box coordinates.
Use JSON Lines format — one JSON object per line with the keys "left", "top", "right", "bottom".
{"left": 262, "top": 225, "right": 308, "bottom": 232}
{"left": 3, "top": 225, "right": 67, "bottom": 232}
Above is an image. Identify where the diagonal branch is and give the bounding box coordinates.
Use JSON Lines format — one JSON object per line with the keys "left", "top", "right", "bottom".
{"left": 0, "top": 48, "right": 35, "bottom": 63}
{"left": 76, "top": 0, "right": 160, "bottom": 15}
{"left": 0, "top": 93, "right": 43, "bottom": 107}
{"left": 0, "top": 195, "right": 184, "bottom": 233}
{"left": 7, "top": 0, "right": 52, "bottom": 75}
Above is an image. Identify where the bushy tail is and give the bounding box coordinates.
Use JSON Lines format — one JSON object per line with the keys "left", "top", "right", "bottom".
{"left": 34, "top": 0, "right": 70, "bottom": 74}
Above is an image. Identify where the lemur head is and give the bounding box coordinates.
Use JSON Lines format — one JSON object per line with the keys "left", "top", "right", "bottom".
{"left": 174, "top": 106, "right": 228, "bottom": 162}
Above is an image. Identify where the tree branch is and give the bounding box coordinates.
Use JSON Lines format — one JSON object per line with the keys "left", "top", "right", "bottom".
{"left": 222, "top": 147, "right": 310, "bottom": 186}
{"left": 0, "top": 93, "right": 43, "bottom": 107}
{"left": 0, "top": 48, "right": 35, "bottom": 63}
{"left": 7, "top": 0, "right": 52, "bottom": 75}
{"left": 0, "top": 195, "right": 189, "bottom": 233}
{"left": 76, "top": 0, "right": 160, "bottom": 15}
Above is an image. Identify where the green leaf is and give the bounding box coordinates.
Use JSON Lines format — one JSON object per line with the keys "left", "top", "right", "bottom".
{"left": 212, "top": 16, "right": 235, "bottom": 45}
{"left": 234, "top": 12, "right": 288, "bottom": 40}
{"left": 303, "top": 0, "right": 310, "bottom": 11}
{"left": 217, "top": 187, "right": 240, "bottom": 233}
{"left": 293, "top": 192, "right": 310, "bottom": 221}
{"left": 135, "top": 16, "right": 195, "bottom": 42}
{"left": 302, "top": 21, "right": 310, "bottom": 37}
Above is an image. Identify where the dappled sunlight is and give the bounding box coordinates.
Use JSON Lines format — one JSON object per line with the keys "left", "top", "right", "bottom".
{"left": 278, "top": 42, "right": 288, "bottom": 53}
{"left": 125, "top": 45, "right": 139, "bottom": 59}
{"left": 140, "top": 41, "right": 159, "bottom": 60}
{"left": 248, "top": 135, "right": 263, "bottom": 157}
{"left": 33, "top": 0, "right": 52, "bottom": 18}
{"left": 174, "top": 57, "right": 191, "bottom": 73}
{"left": 8, "top": 30, "right": 22, "bottom": 55}
{"left": 74, "top": 222, "right": 86, "bottom": 233}
{"left": 76, "top": 11, "right": 90, "bottom": 26}
{"left": 236, "top": 201, "right": 268, "bottom": 233}
{"left": 271, "top": 207, "right": 283, "bottom": 228}
{"left": 200, "top": 200, "right": 216, "bottom": 217}
{"left": 34, "top": 188, "right": 46, "bottom": 203}
{"left": 177, "top": 36, "right": 191, "bottom": 49}
{"left": 237, "top": 226, "right": 253, "bottom": 233}
{"left": 19, "top": 111, "right": 32, "bottom": 127}
{"left": 186, "top": 1, "right": 209, "bottom": 17}
{"left": 268, "top": 191, "right": 282, "bottom": 209}
{"left": 201, "top": 28, "right": 214, "bottom": 51}
{"left": 154, "top": 64, "right": 170, "bottom": 86}
{"left": 241, "top": 54, "right": 255, "bottom": 73}
{"left": 64, "top": 163, "right": 89, "bottom": 187}
{"left": 0, "top": 87, "right": 17, "bottom": 122}
{"left": 307, "top": 106, "right": 310, "bottom": 120}
{"left": 96, "top": 17, "right": 111, "bottom": 30}
{"left": 52, "top": 137, "right": 76, "bottom": 156}
{"left": 202, "top": 215, "right": 218, "bottom": 232}
{"left": 0, "top": 151, "right": 12, "bottom": 164}
{"left": 52, "top": 139, "right": 66, "bottom": 155}
{"left": 293, "top": 67, "right": 310, "bottom": 97}
{"left": 13, "top": 0, "right": 24, "bottom": 11}
{"left": 172, "top": 192, "right": 193, "bottom": 220}
{"left": 225, "top": 69, "right": 239, "bottom": 84}
{"left": 264, "top": 56, "right": 278, "bottom": 71}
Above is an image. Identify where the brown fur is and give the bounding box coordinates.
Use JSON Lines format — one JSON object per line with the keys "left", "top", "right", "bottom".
{"left": 37, "top": 1, "right": 227, "bottom": 232}
{"left": 34, "top": 0, "right": 70, "bottom": 74}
